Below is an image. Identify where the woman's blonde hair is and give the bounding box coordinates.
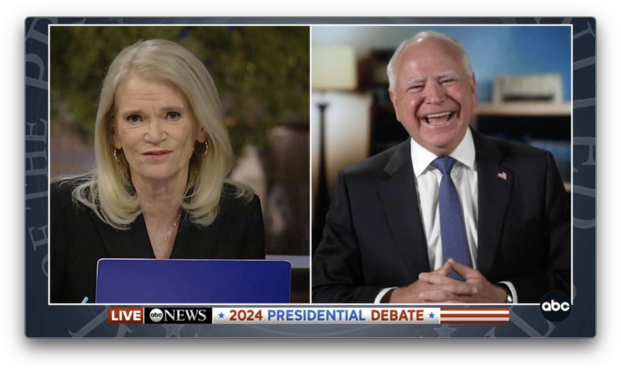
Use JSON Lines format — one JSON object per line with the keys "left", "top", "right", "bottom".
{"left": 72, "top": 39, "right": 248, "bottom": 229}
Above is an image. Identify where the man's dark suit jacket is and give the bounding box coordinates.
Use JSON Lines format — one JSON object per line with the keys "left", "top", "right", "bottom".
{"left": 51, "top": 181, "right": 265, "bottom": 303}
{"left": 312, "top": 129, "right": 570, "bottom": 303}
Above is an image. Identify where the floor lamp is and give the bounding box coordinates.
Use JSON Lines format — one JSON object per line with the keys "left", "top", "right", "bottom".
{"left": 312, "top": 46, "right": 357, "bottom": 254}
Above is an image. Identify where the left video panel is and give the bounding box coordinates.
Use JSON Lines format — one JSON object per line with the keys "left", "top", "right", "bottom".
{"left": 48, "top": 25, "right": 310, "bottom": 305}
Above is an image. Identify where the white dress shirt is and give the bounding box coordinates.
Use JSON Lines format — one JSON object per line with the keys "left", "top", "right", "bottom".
{"left": 375, "top": 129, "right": 517, "bottom": 303}
{"left": 413, "top": 128, "right": 478, "bottom": 270}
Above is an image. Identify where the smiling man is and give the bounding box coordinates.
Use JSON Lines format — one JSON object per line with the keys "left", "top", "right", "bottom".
{"left": 312, "top": 31, "right": 571, "bottom": 304}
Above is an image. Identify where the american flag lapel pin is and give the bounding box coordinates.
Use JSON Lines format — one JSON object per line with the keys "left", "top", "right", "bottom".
{"left": 498, "top": 171, "right": 507, "bottom": 181}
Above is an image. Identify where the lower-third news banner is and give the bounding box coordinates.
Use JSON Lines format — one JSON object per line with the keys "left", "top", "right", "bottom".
{"left": 108, "top": 307, "right": 510, "bottom": 325}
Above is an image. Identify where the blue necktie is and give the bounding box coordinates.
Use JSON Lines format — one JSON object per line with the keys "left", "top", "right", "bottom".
{"left": 431, "top": 157, "right": 472, "bottom": 281}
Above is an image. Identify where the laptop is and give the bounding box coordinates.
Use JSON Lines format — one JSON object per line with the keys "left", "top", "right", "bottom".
{"left": 96, "top": 259, "right": 291, "bottom": 304}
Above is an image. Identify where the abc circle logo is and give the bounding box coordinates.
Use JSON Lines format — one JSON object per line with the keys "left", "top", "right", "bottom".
{"left": 149, "top": 308, "right": 164, "bottom": 323}
{"left": 540, "top": 291, "right": 572, "bottom": 322}
{"left": 542, "top": 300, "right": 570, "bottom": 312}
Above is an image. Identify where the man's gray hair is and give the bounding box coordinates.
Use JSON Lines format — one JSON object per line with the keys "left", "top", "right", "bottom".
{"left": 387, "top": 31, "right": 473, "bottom": 92}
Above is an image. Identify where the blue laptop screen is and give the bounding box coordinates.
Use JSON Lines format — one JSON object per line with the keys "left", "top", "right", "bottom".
{"left": 96, "top": 259, "right": 291, "bottom": 304}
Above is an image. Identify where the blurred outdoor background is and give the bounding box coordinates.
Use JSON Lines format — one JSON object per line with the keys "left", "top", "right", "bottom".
{"left": 50, "top": 26, "right": 310, "bottom": 302}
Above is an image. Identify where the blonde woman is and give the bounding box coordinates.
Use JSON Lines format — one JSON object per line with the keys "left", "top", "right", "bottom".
{"left": 51, "top": 40, "right": 264, "bottom": 303}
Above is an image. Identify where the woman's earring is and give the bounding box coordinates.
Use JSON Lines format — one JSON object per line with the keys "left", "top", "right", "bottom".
{"left": 194, "top": 141, "right": 208, "bottom": 156}
{"left": 114, "top": 148, "right": 119, "bottom": 162}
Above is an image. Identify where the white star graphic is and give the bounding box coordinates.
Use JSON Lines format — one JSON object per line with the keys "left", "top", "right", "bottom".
{"left": 434, "top": 324, "right": 457, "bottom": 338}
{"left": 162, "top": 324, "right": 184, "bottom": 338}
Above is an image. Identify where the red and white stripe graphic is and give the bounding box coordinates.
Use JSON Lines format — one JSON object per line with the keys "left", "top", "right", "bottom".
{"left": 440, "top": 307, "right": 510, "bottom": 324}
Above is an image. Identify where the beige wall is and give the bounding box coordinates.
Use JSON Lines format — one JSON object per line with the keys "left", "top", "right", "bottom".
{"left": 311, "top": 92, "right": 372, "bottom": 206}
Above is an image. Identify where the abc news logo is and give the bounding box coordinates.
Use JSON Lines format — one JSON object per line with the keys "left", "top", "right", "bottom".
{"left": 540, "top": 291, "right": 572, "bottom": 322}
{"left": 541, "top": 300, "right": 570, "bottom": 312}
{"left": 108, "top": 307, "right": 212, "bottom": 324}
